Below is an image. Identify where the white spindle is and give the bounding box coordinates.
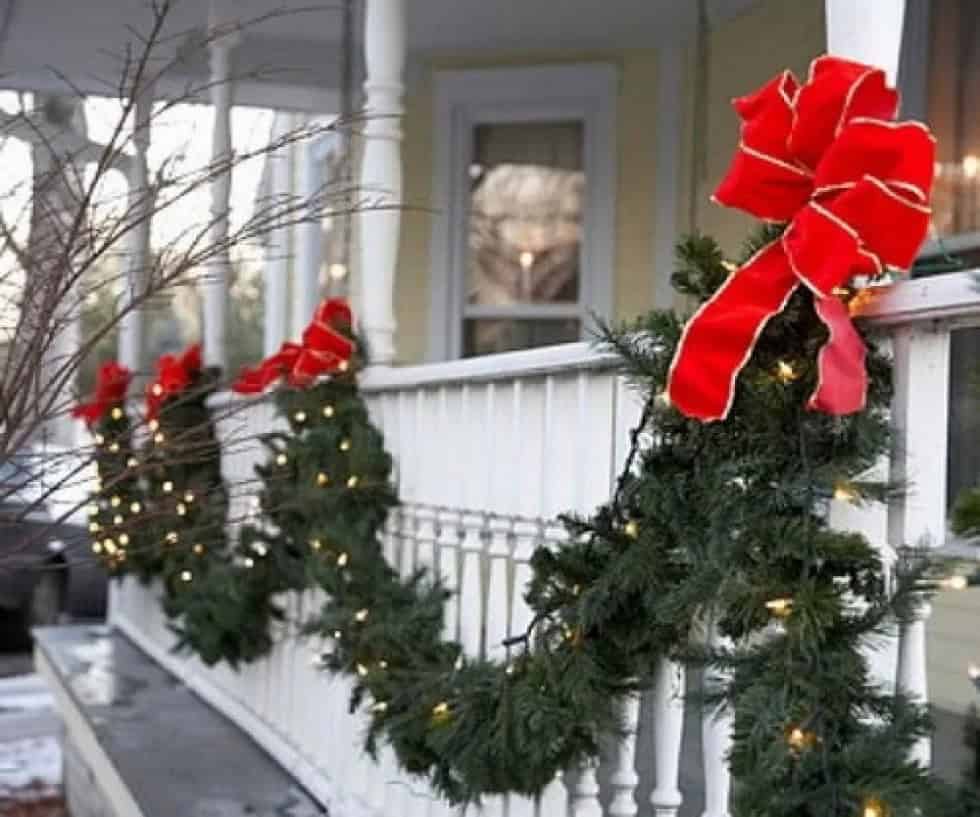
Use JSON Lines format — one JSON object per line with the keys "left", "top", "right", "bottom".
{"left": 608, "top": 692, "right": 641, "bottom": 817}
{"left": 416, "top": 506, "right": 438, "bottom": 576}
{"left": 459, "top": 512, "right": 485, "bottom": 655}
{"left": 701, "top": 623, "right": 732, "bottom": 817}
{"left": 485, "top": 516, "right": 511, "bottom": 661}
{"left": 399, "top": 505, "right": 418, "bottom": 578}
{"left": 897, "top": 601, "right": 932, "bottom": 767}
{"left": 203, "top": 3, "right": 238, "bottom": 368}
{"left": 437, "top": 509, "right": 462, "bottom": 641}
{"left": 294, "top": 131, "right": 323, "bottom": 334}
{"left": 569, "top": 758, "right": 602, "bottom": 817}
{"left": 509, "top": 520, "right": 538, "bottom": 642}
{"left": 358, "top": 0, "right": 405, "bottom": 364}
{"left": 650, "top": 658, "right": 685, "bottom": 817}
{"left": 118, "top": 80, "right": 153, "bottom": 373}
{"left": 263, "top": 112, "right": 292, "bottom": 357}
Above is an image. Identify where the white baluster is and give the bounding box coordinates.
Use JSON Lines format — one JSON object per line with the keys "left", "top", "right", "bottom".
{"left": 701, "top": 623, "right": 732, "bottom": 817}
{"left": 118, "top": 79, "right": 153, "bottom": 373}
{"left": 650, "top": 659, "right": 685, "bottom": 817}
{"left": 897, "top": 599, "right": 932, "bottom": 767}
{"left": 437, "top": 509, "right": 462, "bottom": 642}
{"left": 263, "top": 112, "right": 292, "bottom": 356}
{"left": 485, "top": 516, "right": 512, "bottom": 660}
{"left": 358, "top": 0, "right": 405, "bottom": 364}
{"left": 400, "top": 505, "right": 418, "bottom": 578}
{"left": 510, "top": 520, "right": 539, "bottom": 643}
{"left": 459, "top": 512, "right": 485, "bottom": 656}
{"left": 203, "top": 2, "right": 239, "bottom": 368}
{"left": 608, "top": 692, "right": 641, "bottom": 817}
{"left": 416, "top": 506, "right": 438, "bottom": 576}
{"left": 568, "top": 758, "right": 602, "bottom": 817}
{"left": 384, "top": 507, "right": 401, "bottom": 567}
{"left": 536, "top": 773, "right": 568, "bottom": 817}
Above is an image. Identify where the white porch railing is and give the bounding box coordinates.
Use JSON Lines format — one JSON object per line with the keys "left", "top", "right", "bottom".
{"left": 111, "top": 272, "right": 978, "bottom": 817}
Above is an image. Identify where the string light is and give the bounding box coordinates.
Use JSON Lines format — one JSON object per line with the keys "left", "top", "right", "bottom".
{"left": 776, "top": 361, "right": 797, "bottom": 383}
{"left": 92, "top": 542, "right": 103, "bottom": 554}
{"left": 356, "top": 662, "right": 369, "bottom": 677}
{"left": 941, "top": 575, "right": 968, "bottom": 591}
{"left": 339, "top": 360, "right": 349, "bottom": 372}
{"left": 103, "top": 538, "right": 117, "bottom": 554}
{"left": 339, "top": 439, "right": 351, "bottom": 452}
{"left": 88, "top": 504, "right": 99, "bottom": 517}
{"left": 786, "top": 726, "right": 816, "bottom": 753}
{"left": 252, "top": 543, "right": 268, "bottom": 557}
{"left": 180, "top": 570, "right": 192, "bottom": 582}
{"left": 329, "top": 262, "right": 347, "bottom": 280}
{"left": 193, "top": 544, "right": 205, "bottom": 556}
{"left": 148, "top": 419, "right": 160, "bottom": 432}
{"left": 766, "top": 598, "right": 794, "bottom": 618}
{"left": 721, "top": 259, "right": 739, "bottom": 273}
{"left": 89, "top": 522, "right": 100, "bottom": 533}
{"left": 111, "top": 407, "right": 123, "bottom": 420}
{"left": 276, "top": 453, "right": 288, "bottom": 466}
{"left": 130, "top": 501, "right": 142, "bottom": 514}
{"left": 454, "top": 655, "right": 465, "bottom": 671}
{"left": 109, "top": 442, "right": 120, "bottom": 453}
{"left": 177, "top": 503, "right": 187, "bottom": 516}
{"left": 432, "top": 701, "right": 451, "bottom": 723}
{"left": 110, "top": 495, "right": 121, "bottom": 507}
{"left": 127, "top": 457, "right": 138, "bottom": 468}
{"left": 154, "top": 432, "right": 165, "bottom": 444}
{"left": 322, "top": 405, "right": 335, "bottom": 418}
{"left": 354, "top": 608, "right": 369, "bottom": 622}
{"left": 833, "top": 483, "right": 857, "bottom": 503}
{"left": 378, "top": 660, "right": 388, "bottom": 670}
{"left": 623, "top": 520, "right": 639, "bottom": 539}
{"left": 184, "top": 491, "right": 195, "bottom": 503}
{"left": 969, "top": 663, "right": 980, "bottom": 681}
{"left": 294, "top": 411, "right": 307, "bottom": 423}
{"left": 94, "top": 433, "right": 105, "bottom": 446}
{"left": 166, "top": 531, "right": 179, "bottom": 544}
{"left": 310, "top": 538, "right": 323, "bottom": 551}
{"left": 244, "top": 557, "right": 255, "bottom": 568}
{"left": 346, "top": 475, "right": 359, "bottom": 488}
{"left": 163, "top": 481, "right": 174, "bottom": 493}
{"left": 151, "top": 384, "right": 164, "bottom": 397}
{"left": 337, "top": 552, "right": 349, "bottom": 567}
{"left": 333, "top": 630, "right": 342, "bottom": 640}
{"left": 862, "top": 798, "right": 886, "bottom": 817}
{"left": 119, "top": 534, "right": 130, "bottom": 546}
{"left": 371, "top": 700, "right": 388, "bottom": 714}
{"left": 317, "top": 472, "right": 329, "bottom": 486}
{"left": 113, "top": 515, "right": 124, "bottom": 525}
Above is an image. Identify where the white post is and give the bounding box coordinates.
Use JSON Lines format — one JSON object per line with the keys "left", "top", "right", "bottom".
{"left": 203, "top": 3, "right": 238, "bottom": 369}
{"left": 608, "top": 692, "right": 641, "bottom": 817}
{"left": 889, "top": 324, "right": 951, "bottom": 768}
{"left": 263, "top": 112, "right": 291, "bottom": 356}
{"left": 650, "top": 658, "right": 685, "bottom": 817}
{"left": 701, "top": 622, "right": 732, "bottom": 817}
{"left": 293, "top": 131, "right": 325, "bottom": 333}
{"left": 118, "top": 82, "right": 154, "bottom": 373}
{"left": 825, "top": 0, "right": 906, "bottom": 83}
{"left": 358, "top": 0, "right": 405, "bottom": 365}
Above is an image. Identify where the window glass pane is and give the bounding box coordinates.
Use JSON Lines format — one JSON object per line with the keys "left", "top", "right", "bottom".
{"left": 948, "top": 327, "right": 980, "bottom": 509}
{"left": 928, "top": 0, "right": 980, "bottom": 238}
{"left": 467, "top": 121, "right": 583, "bottom": 307}
{"left": 463, "top": 317, "right": 580, "bottom": 358}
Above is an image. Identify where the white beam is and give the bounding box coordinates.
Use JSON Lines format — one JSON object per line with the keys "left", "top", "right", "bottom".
{"left": 358, "top": 0, "right": 405, "bottom": 365}
{"left": 202, "top": 2, "right": 238, "bottom": 369}
{"left": 825, "top": 0, "right": 906, "bottom": 83}
{"left": 118, "top": 82, "right": 154, "bottom": 374}
{"left": 263, "top": 112, "right": 291, "bottom": 356}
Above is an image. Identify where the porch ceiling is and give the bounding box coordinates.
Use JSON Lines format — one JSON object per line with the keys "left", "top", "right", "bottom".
{"left": 0, "top": 0, "right": 759, "bottom": 110}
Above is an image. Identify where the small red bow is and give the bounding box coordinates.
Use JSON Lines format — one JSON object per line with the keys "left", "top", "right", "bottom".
{"left": 73, "top": 361, "right": 132, "bottom": 425}
{"left": 146, "top": 343, "right": 203, "bottom": 420}
{"left": 233, "top": 299, "right": 354, "bottom": 395}
{"left": 666, "top": 56, "right": 935, "bottom": 421}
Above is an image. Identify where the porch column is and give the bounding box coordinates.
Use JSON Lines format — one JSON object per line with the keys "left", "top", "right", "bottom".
{"left": 118, "top": 82, "right": 154, "bottom": 374}
{"left": 202, "top": 2, "right": 238, "bottom": 369}
{"left": 293, "top": 131, "right": 326, "bottom": 333}
{"left": 358, "top": 0, "right": 405, "bottom": 365}
{"left": 824, "top": 0, "right": 906, "bottom": 82}
{"left": 263, "top": 112, "right": 291, "bottom": 356}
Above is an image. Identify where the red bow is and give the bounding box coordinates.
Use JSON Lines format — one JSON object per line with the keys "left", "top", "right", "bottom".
{"left": 233, "top": 299, "right": 355, "bottom": 395}
{"left": 666, "top": 56, "right": 935, "bottom": 421}
{"left": 146, "top": 343, "right": 203, "bottom": 420}
{"left": 73, "top": 361, "right": 132, "bottom": 425}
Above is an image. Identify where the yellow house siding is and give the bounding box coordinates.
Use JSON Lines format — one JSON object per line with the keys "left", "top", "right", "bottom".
{"left": 695, "top": 0, "right": 826, "bottom": 256}
{"left": 394, "top": 49, "right": 659, "bottom": 364}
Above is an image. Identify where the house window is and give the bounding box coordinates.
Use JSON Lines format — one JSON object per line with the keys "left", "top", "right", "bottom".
{"left": 431, "top": 65, "right": 617, "bottom": 360}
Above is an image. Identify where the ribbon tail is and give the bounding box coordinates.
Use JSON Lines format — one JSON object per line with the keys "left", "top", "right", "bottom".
{"left": 666, "top": 241, "right": 800, "bottom": 421}
{"left": 807, "top": 295, "right": 867, "bottom": 415}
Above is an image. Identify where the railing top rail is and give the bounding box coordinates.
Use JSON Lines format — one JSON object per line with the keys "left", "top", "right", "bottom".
{"left": 859, "top": 269, "right": 980, "bottom": 326}
{"left": 359, "top": 341, "right": 618, "bottom": 393}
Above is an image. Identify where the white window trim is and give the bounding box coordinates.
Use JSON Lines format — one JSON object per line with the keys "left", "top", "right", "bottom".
{"left": 429, "top": 63, "right": 618, "bottom": 361}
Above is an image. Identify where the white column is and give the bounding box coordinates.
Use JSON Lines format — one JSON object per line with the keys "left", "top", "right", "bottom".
{"left": 650, "top": 658, "right": 685, "bottom": 817}
{"left": 263, "top": 112, "right": 291, "bottom": 356}
{"left": 293, "top": 131, "right": 325, "bottom": 333}
{"left": 825, "top": 0, "right": 906, "bottom": 83}
{"left": 118, "top": 83, "right": 154, "bottom": 373}
{"left": 358, "top": 0, "right": 405, "bottom": 365}
{"left": 203, "top": 4, "right": 238, "bottom": 369}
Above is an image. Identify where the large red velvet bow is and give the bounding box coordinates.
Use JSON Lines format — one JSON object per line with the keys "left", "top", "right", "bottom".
{"left": 146, "top": 343, "right": 203, "bottom": 420}
{"left": 666, "top": 56, "right": 935, "bottom": 421}
{"left": 233, "top": 299, "right": 354, "bottom": 395}
{"left": 73, "top": 361, "right": 132, "bottom": 425}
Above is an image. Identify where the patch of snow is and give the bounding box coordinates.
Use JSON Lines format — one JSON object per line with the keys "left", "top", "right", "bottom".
{"left": 0, "top": 735, "right": 61, "bottom": 793}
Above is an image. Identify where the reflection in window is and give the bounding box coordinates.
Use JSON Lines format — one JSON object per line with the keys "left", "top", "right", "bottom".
{"left": 464, "top": 121, "right": 583, "bottom": 356}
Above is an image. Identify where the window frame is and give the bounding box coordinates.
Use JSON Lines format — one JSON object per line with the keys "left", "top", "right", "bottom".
{"left": 429, "top": 64, "right": 618, "bottom": 361}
